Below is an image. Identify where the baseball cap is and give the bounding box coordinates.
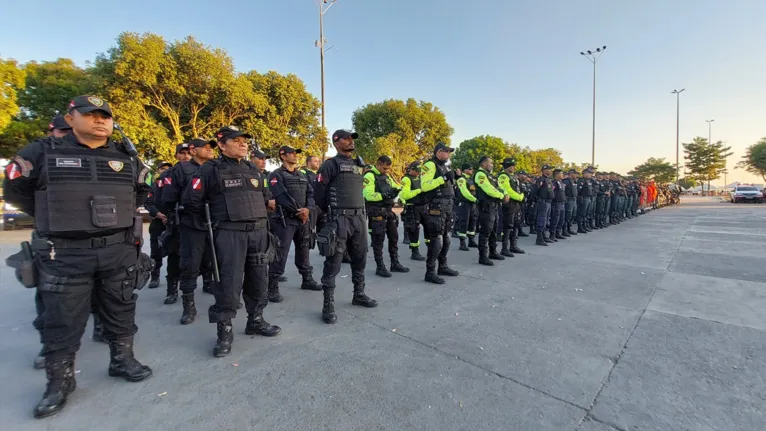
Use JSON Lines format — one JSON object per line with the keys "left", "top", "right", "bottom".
{"left": 252, "top": 149, "right": 269, "bottom": 159}
{"left": 517, "top": 170, "right": 527, "bottom": 175}
{"left": 541, "top": 164, "right": 553, "bottom": 170}
{"left": 67, "top": 95, "right": 113, "bottom": 117}
{"left": 48, "top": 114, "right": 71, "bottom": 132}
{"left": 332, "top": 129, "right": 358, "bottom": 142}
{"left": 215, "top": 126, "right": 252, "bottom": 142}
{"left": 408, "top": 161, "right": 421, "bottom": 171}
{"left": 158, "top": 161, "right": 173, "bottom": 169}
{"left": 568, "top": 169, "right": 578, "bottom": 174}
{"left": 278, "top": 145, "right": 302, "bottom": 156}
{"left": 175, "top": 143, "right": 190, "bottom": 154}
{"left": 502, "top": 157, "right": 516, "bottom": 168}
{"left": 189, "top": 138, "right": 216, "bottom": 148}
{"left": 434, "top": 142, "right": 455, "bottom": 153}
{"left": 461, "top": 163, "right": 473, "bottom": 171}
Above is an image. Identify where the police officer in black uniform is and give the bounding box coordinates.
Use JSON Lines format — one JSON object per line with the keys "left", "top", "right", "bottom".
{"left": 576, "top": 168, "right": 593, "bottom": 233}
{"left": 313, "top": 130, "right": 378, "bottom": 324}
{"left": 533, "top": 165, "right": 554, "bottom": 245}
{"left": 549, "top": 169, "right": 567, "bottom": 240}
{"left": 266, "top": 145, "right": 322, "bottom": 302}
{"left": 162, "top": 138, "right": 218, "bottom": 325}
{"left": 399, "top": 161, "right": 427, "bottom": 259}
{"left": 588, "top": 167, "right": 598, "bottom": 230}
{"left": 146, "top": 160, "right": 173, "bottom": 289}
{"left": 3, "top": 95, "right": 153, "bottom": 418}
{"left": 595, "top": 172, "right": 608, "bottom": 229}
{"left": 183, "top": 126, "right": 281, "bottom": 358}
{"left": 562, "top": 169, "right": 579, "bottom": 236}
{"left": 300, "top": 154, "right": 321, "bottom": 186}
{"left": 516, "top": 170, "right": 531, "bottom": 237}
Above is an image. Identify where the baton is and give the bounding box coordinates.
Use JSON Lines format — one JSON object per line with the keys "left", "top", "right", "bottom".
{"left": 204, "top": 203, "right": 221, "bottom": 283}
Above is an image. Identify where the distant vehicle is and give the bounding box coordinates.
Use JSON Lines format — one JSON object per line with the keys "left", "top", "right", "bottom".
{"left": 2, "top": 199, "right": 34, "bottom": 230}
{"left": 730, "top": 185, "right": 763, "bottom": 204}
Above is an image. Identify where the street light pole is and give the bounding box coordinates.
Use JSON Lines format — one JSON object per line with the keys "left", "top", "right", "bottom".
{"left": 672, "top": 89, "right": 685, "bottom": 185}
{"left": 580, "top": 46, "right": 607, "bottom": 167}
{"left": 315, "top": 0, "right": 337, "bottom": 132}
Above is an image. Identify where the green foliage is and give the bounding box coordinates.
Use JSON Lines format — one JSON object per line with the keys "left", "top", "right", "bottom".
{"left": 677, "top": 177, "right": 698, "bottom": 190}
{"left": 452, "top": 135, "right": 507, "bottom": 173}
{"left": 628, "top": 157, "right": 677, "bottom": 183}
{"left": 735, "top": 137, "right": 766, "bottom": 182}
{"left": 0, "top": 118, "right": 46, "bottom": 158}
{"left": 351, "top": 98, "right": 453, "bottom": 178}
{"left": 0, "top": 57, "right": 25, "bottom": 131}
{"left": 683, "top": 137, "right": 733, "bottom": 189}
{"left": 561, "top": 162, "right": 594, "bottom": 173}
{"left": 18, "top": 59, "right": 96, "bottom": 120}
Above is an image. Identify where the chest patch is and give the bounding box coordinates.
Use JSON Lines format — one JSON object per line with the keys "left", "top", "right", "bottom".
{"left": 56, "top": 158, "right": 82, "bottom": 168}
{"left": 225, "top": 179, "right": 243, "bottom": 188}
{"left": 108, "top": 161, "right": 124, "bottom": 172}
{"left": 250, "top": 179, "right": 260, "bottom": 188}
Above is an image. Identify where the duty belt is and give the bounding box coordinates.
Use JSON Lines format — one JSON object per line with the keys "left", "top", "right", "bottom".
{"left": 331, "top": 208, "right": 366, "bottom": 216}
{"left": 216, "top": 219, "right": 268, "bottom": 231}
{"left": 478, "top": 201, "right": 499, "bottom": 210}
{"left": 39, "top": 230, "right": 129, "bottom": 249}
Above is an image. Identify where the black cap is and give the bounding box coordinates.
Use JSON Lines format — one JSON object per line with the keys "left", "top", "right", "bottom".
{"left": 541, "top": 164, "right": 552, "bottom": 170}
{"left": 583, "top": 168, "right": 593, "bottom": 174}
{"left": 461, "top": 163, "right": 473, "bottom": 171}
{"left": 332, "top": 129, "right": 358, "bottom": 142}
{"left": 553, "top": 168, "right": 563, "bottom": 175}
{"left": 252, "top": 149, "right": 269, "bottom": 159}
{"left": 502, "top": 157, "right": 517, "bottom": 168}
{"left": 278, "top": 145, "right": 302, "bottom": 156}
{"left": 175, "top": 143, "right": 190, "bottom": 154}
{"left": 158, "top": 161, "right": 173, "bottom": 169}
{"left": 189, "top": 138, "right": 216, "bottom": 148}
{"left": 48, "top": 114, "right": 71, "bottom": 131}
{"left": 434, "top": 142, "right": 455, "bottom": 153}
{"left": 568, "top": 169, "right": 578, "bottom": 174}
{"left": 215, "top": 126, "right": 252, "bottom": 142}
{"left": 408, "top": 161, "right": 421, "bottom": 171}
{"left": 68, "top": 95, "right": 113, "bottom": 117}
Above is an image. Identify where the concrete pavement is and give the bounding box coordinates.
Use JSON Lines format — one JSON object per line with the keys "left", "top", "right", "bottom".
{"left": 0, "top": 196, "right": 764, "bottom": 430}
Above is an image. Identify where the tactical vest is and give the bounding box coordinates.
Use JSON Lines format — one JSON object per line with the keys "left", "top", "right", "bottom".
{"left": 424, "top": 158, "right": 455, "bottom": 201}
{"left": 563, "top": 178, "right": 576, "bottom": 198}
{"left": 282, "top": 170, "right": 309, "bottom": 207}
{"left": 457, "top": 175, "right": 477, "bottom": 203}
{"left": 473, "top": 169, "right": 501, "bottom": 202}
{"left": 208, "top": 160, "right": 267, "bottom": 223}
{"left": 368, "top": 170, "right": 394, "bottom": 207}
{"left": 590, "top": 179, "right": 599, "bottom": 197}
{"left": 34, "top": 141, "right": 136, "bottom": 236}
{"left": 535, "top": 176, "right": 554, "bottom": 200}
{"left": 553, "top": 180, "right": 566, "bottom": 201}
{"left": 404, "top": 174, "right": 427, "bottom": 205}
{"left": 327, "top": 156, "right": 365, "bottom": 209}
{"left": 301, "top": 169, "right": 318, "bottom": 186}
{"left": 578, "top": 178, "right": 591, "bottom": 197}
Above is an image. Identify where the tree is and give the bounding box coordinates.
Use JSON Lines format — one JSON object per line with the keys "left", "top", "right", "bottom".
{"left": 452, "top": 135, "right": 509, "bottom": 173}
{"left": 18, "top": 58, "right": 96, "bottom": 121}
{"left": 678, "top": 177, "right": 698, "bottom": 190}
{"left": 561, "top": 162, "right": 593, "bottom": 173}
{"left": 683, "top": 137, "right": 733, "bottom": 193}
{"left": 628, "top": 157, "right": 677, "bottom": 183}
{"left": 522, "top": 148, "right": 564, "bottom": 173}
{"left": 0, "top": 58, "right": 25, "bottom": 131}
{"left": 351, "top": 98, "right": 453, "bottom": 177}
{"left": 735, "top": 138, "right": 766, "bottom": 182}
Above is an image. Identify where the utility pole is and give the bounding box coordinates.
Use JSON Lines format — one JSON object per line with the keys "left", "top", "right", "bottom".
{"left": 672, "top": 89, "right": 685, "bottom": 185}
{"left": 580, "top": 46, "right": 607, "bottom": 166}
{"left": 314, "top": 0, "right": 337, "bottom": 133}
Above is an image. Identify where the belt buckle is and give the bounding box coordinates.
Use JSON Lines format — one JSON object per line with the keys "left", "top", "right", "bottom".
{"left": 245, "top": 223, "right": 256, "bottom": 232}
{"left": 91, "top": 237, "right": 107, "bottom": 248}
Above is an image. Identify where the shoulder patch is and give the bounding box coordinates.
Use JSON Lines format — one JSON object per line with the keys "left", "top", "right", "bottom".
{"left": 191, "top": 177, "right": 203, "bottom": 191}
{"left": 5, "top": 163, "right": 22, "bottom": 180}
{"left": 138, "top": 167, "right": 150, "bottom": 184}
{"left": 12, "top": 156, "right": 33, "bottom": 177}
{"left": 270, "top": 177, "right": 278, "bottom": 186}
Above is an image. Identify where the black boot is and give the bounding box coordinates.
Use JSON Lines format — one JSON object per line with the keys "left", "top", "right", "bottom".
{"left": 33, "top": 356, "right": 76, "bottom": 419}
{"left": 375, "top": 258, "right": 392, "bottom": 278}
{"left": 390, "top": 256, "right": 410, "bottom": 273}
{"left": 577, "top": 219, "right": 588, "bottom": 234}
{"left": 510, "top": 233, "right": 525, "bottom": 254}
{"left": 517, "top": 226, "right": 529, "bottom": 237}
{"left": 546, "top": 231, "right": 556, "bottom": 243}
{"left": 536, "top": 232, "right": 548, "bottom": 246}
{"left": 438, "top": 259, "right": 459, "bottom": 276}
{"left": 180, "top": 293, "right": 196, "bottom": 325}
{"left": 556, "top": 229, "right": 566, "bottom": 239}
{"left": 278, "top": 275, "right": 288, "bottom": 282}
{"left": 468, "top": 235, "right": 479, "bottom": 247}
{"left": 568, "top": 224, "right": 578, "bottom": 235}
{"left": 214, "top": 321, "right": 233, "bottom": 357}
{"left": 322, "top": 286, "right": 337, "bottom": 324}
{"left": 202, "top": 273, "right": 214, "bottom": 294}
{"left": 33, "top": 349, "right": 46, "bottom": 370}
{"left": 560, "top": 228, "right": 570, "bottom": 238}
{"left": 147, "top": 272, "right": 160, "bottom": 289}
{"left": 164, "top": 278, "right": 178, "bottom": 304}
{"left": 300, "top": 272, "right": 322, "bottom": 291}
{"left": 107, "top": 338, "right": 153, "bottom": 382}
{"left": 425, "top": 237, "right": 445, "bottom": 284}
{"left": 501, "top": 229, "right": 514, "bottom": 257}
{"left": 459, "top": 237, "right": 468, "bottom": 251}
{"left": 268, "top": 277, "right": 283, "bottom": 303}
{"left": 410, "top": 246, "right": 426, "bottom": 261}
{"left": 91, "top": 313, "right": 106, "bottom": 343}
{"left": 245, "top": 314, "right": 281, "bottom": 337}
{"left": 352, "top": 284, "right": 378, "bottom": 308}
{"left": 402, "top": 230, "right": 410, "bottom": 245}
{"left": 479, "top": 236, "right": 493, "bottom": 265}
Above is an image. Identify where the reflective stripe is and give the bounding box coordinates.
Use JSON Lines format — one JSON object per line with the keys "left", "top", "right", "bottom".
{"left": 409, "top": 241, "right": 420, "bottom": 247}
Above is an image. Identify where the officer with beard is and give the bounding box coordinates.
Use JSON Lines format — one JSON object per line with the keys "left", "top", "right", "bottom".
{"left": 183, "top": 126, "right": 281, "bottom": 357}
{"left": 161, "top": 138, "right": 218, "bottom": 325}
{"left": 455, "top": 163, "right": 478, "bottom": 251}
{"left": 419, "top": 142, "right": 461, "bottom": 284}
{"left": 266, "top": 145, "right": 322, "bottom": 302}
{"left": 533, "top": 165, "right": 554, "bottom": 245}
{"left": 399, "top": 161, "right": 427, "bottom": 260}
{"left": 3, "top": 95, "right": 153, "bottom": 418}
{"left": 577, "top": 168, "right": 593, "bottom": 233}
{"left": 313, "top": 130, "right": 378, "bottom": 324}
{"left": 474, "top": 156, "right": 508, "bottom": 265}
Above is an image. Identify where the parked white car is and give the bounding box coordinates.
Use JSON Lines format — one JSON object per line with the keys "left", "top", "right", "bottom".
{"left": 730, "top": 185, "right": 763, "bottom": 203}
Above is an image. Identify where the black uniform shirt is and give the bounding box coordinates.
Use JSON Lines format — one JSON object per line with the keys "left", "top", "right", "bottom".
{"left": 267, "top": 166, "right": 315, "bottom": 215}
{"left": 313, "top": 154, "right": 356, "bottom": 213}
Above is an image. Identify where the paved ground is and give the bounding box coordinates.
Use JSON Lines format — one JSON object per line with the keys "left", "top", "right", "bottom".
{"left": 0, "top": 196, "right": 764, "bottom": 431}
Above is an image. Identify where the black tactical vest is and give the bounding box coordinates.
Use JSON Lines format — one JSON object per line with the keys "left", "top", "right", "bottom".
{"left": 327, "top": 156, "right": 365, "bottom": 209}
{"left": 473, "top": 169, "right": 501, "bottom": 202}
{"left": 368, "top": 170, "right": 394, "bottom": 207}
{"left": 282, "top": 169, "right": 309, "bottom": 207}
{"left": 404, "top": 174, "right": 427, "bottom": 205}
{"left": 424, "top": 158, "right": 455, "bottom": 201}
{"left": 578, "top": 178, "right": 591, "bottom": 197}
{"left": 554, "top": 180, "right": 566, "bottom": 202}
{"left": 34, "top": 141, "right": 136, "bottom": 236}
{"left": 563, "top": 178, "right": 576, "bottom": 198}
{"left": 302, "top": 169, "right": 318, "bottom": 186}
{"left": 208, "top": 160, "right": 267, "bottom": 222}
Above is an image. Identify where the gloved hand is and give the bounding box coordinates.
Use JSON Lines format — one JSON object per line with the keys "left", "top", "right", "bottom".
{"left": 443, "top": 170, "right": 455, "bottom": 182}
{"left": 385, "top": 189, "right": 399, "bottom": 199}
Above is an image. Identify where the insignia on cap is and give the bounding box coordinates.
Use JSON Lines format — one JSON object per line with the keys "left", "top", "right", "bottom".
{"left": 87, "top": 96, "right": 104, "bottom": 107}
{"left": 108, "top": 161, "right": 124, "bottom": 172}
{"left": 229, "top": 125, "right": 239, "bottom": 131}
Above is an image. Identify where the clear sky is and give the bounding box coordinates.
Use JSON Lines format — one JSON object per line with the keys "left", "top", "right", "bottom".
{"left": 2, "top": 0, "right": 764, "bottom": 184}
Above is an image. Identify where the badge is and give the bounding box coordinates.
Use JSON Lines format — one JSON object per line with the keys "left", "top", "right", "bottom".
{"left": 224, "top": 179, "right": 243, "bottom": 188}
{"left": 269, "top": 177, "right": 278, "bottom": 186}
{"left": 56, "top": 158, "right": 82, "bottom": 168}
{"left": 251, "top": 179, "right": 260, "bottom": 188}
{"left": 12, "top": 156, "right": 33, "bottom": 177}
{"left": 87, "top": 96, "right": 104, "bottom": 107}
{"left": 108, "top": 161, "right": 124, "bottom": 172}
{"left": 5, "top": 163, "right": 21, "bottom": 180}
{"left": 353, "top": 166, "right": 363, "bottom": 175}
{"left": 192, "top": 178, "right": 202, "bottom": 191}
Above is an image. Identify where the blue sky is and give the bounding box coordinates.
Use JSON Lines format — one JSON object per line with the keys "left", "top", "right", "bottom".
{"left": 2, "top": 0, "right": 765, "bottom": 184}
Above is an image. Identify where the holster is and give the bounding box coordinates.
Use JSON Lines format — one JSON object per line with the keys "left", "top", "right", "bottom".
{"left": 5, "top": 241, "right": 38, "bottom": 288}
{"left": 316, "top": 218, "right": 338, "bottom": 257}
{"left": 135, "top": 252, "right": 155, "bottom": 290}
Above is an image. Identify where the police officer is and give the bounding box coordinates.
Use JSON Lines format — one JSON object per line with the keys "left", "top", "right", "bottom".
{"left": 420, "top": 142, "right": 460, "bottom": 284}
{"left": 595, "top": 172, "right": 608, "bottom": 228}
{"left": 313, "top": 130, "right": 378, "bottom": 324}
{"left": 363, "top": 155, "right": 409, "bottom": 277}
{"left": 549, "top": 169, "right": 567, "bottom": 240}
{"left": 300, "top": 154, "right": 321, "bottom": 186}
{"left": 516, "top": 170, "right": 531, "bottom": 237}
{"left": 162, "top": 138, "right": 218, "bottom": 325}
{"left": 455, "top": 163, "right": 478, "bottom": 251}
{"left": 266, "top": 145, "right": 322, "bottom": 301}
{"left": 562, "top": 169, "right": 579, "bottom": 236}
{"left": 252, "top": 148, "right": 270, "bottom": 174}
{"left": 146, "top": 161, "right": 173, "bottom": 289}
{"left": 183, "top": 126, "right": 281, "bottom": 357}
{"left": 588, "top": 166, "right": 599, "bottom": 230}
{"left": 576, "top": 168, "right": 593, "bottom": 233}
{"left": 534, "top": 165, "right": 554, "bottom": 245}
{"left": 524, "top": 172, "right": 538, "bottom": 235}
{"left": 3, "top": 95, "right": 153, "bottom": 418}
{"left": 497, "top": 158, "right": 526, "bottom": 256}
{"left": 473, "top": 156, "right": 508, "bottom": 265}
{"left": 399, "top": 161, "right": 427, "bottom": 261}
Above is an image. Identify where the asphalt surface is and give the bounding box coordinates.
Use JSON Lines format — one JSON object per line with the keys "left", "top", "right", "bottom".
{"left": 0, "top": 196, "right": 764, "bottom": 431}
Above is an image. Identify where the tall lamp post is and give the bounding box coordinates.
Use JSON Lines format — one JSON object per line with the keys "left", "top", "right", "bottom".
{"left": 672, "top": 89, "right": 685, "bottom": 185}
{"left": 706, "top": 119, "right": 722, "bottom": 188}
{"left": 580, "top": 46, "right": 607, "bottom": 166}
{"left": 314, "top": 0, "right": 337, "bottom": 132}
